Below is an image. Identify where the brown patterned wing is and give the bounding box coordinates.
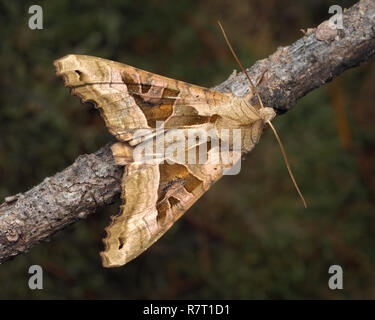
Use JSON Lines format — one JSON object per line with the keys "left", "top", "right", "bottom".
{"left": 101, "top": 143, "right": 234, "bottom": 267}
{"left": 53, "top": 54, "right": 248, "bottom": 141}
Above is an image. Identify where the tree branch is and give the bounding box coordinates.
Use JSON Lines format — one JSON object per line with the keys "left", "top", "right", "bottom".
{"left": 0, "top": 0, "right": 374, "bottom": 264}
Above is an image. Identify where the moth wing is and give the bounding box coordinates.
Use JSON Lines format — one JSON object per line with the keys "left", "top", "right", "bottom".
{"left": 101, "top": 144, "right": 236, "bottom": 267}
{"left": 54, "top": 54, "right": 257, "bottom": 141}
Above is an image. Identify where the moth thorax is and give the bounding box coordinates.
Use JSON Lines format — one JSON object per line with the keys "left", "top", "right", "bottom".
{"left": 259, "top": 107, "right": 276, "bottom": 123}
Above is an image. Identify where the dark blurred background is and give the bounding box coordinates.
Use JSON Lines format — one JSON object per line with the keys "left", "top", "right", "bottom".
{"left": 1, "top": 0, "right": 374, "bottom": 299}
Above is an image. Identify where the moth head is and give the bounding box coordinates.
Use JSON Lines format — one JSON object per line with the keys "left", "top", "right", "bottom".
{"left": 259, "top": 107, "right": 276, "bottom": 123}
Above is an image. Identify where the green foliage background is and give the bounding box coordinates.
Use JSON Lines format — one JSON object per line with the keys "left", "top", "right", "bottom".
{"left": 1, "top": 0, "right": 374, "bottom": 299}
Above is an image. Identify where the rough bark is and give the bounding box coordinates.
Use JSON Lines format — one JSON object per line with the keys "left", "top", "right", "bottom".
{"left": 0, "top": 0, "right": 374, "bottom": 264}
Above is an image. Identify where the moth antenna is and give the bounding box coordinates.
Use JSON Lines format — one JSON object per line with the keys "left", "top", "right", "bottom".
{"left": 217, "top": 21, "right": 264, "bottom": 109}
{"left": 267, "top": 121, "right": 307, "bottom": 208}
{"left": 218, "top": 20, "right": 307, "bottom": 208}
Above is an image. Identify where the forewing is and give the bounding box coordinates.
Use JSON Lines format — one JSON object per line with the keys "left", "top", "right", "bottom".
{"left": 100, "top": 146, "right": 230, "bottom": 267}
{"left": 54, "top": 54, "right": 241, "bottom": 141}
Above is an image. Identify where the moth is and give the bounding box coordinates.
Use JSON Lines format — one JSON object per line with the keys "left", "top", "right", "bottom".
{"left": 54, "top": 31, "right": 305, "bottom": 267}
